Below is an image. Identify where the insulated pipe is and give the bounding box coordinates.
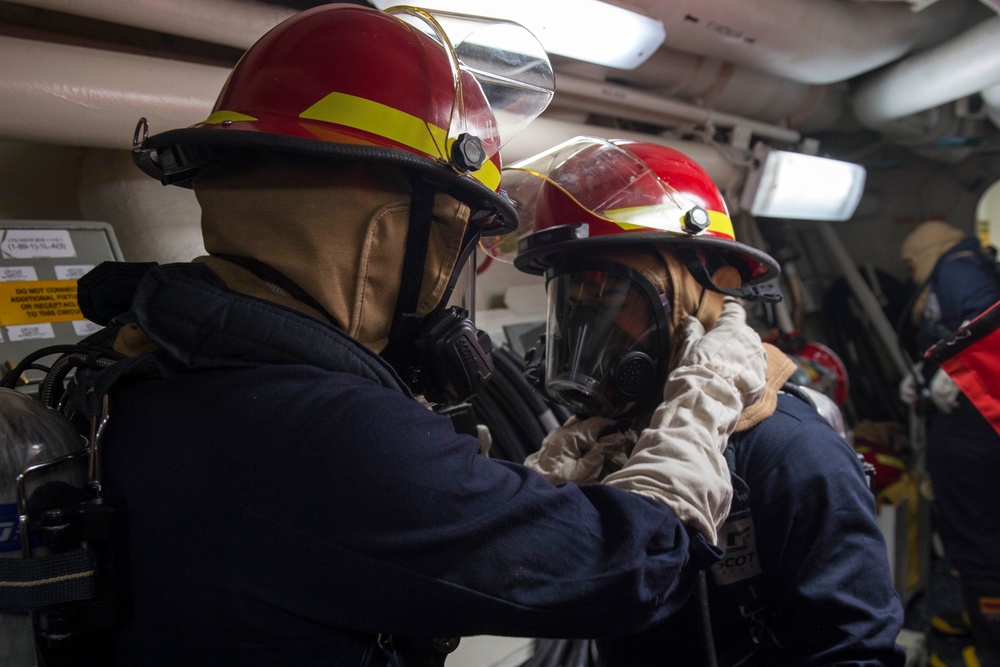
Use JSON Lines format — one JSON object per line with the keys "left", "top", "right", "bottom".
{"left": 610, "top": 47, "right": 848, "bottom": 133}
{"left": 552, "top": 75, "right": 801, "bottom": 145}
{"left": 852, "top": 15, "right": 1000, "bottom": 129}
{"left": 0, "top": 35, "right": 228, "bottom": 149}
{"left": 8, "top": 0, "right": 295, "bottom": 50}
{"left": 22, "top": 0, "right": 976, "bottom": 87}
{"left": 627, "top": 0, "right": 977, "bottom": 85}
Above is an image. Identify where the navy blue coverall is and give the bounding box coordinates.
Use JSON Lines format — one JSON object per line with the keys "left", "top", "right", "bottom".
{"left": 599, "top": 392, "right": 906, "bottom": 666}
{"left": 77, "top": 261, "right": 720, "bottom": 666}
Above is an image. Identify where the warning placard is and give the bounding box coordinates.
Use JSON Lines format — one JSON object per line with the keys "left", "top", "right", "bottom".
{"left": 0, "top": 280, "right": 82, "bottom": 325}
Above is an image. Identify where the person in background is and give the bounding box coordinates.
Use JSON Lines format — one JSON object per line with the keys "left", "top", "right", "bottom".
{"left": 68, "top": 6, "right": 770, "bottom": 665}
{"left": 898, "top": 219, "right": 1000, "bottom": 667}
{"left": 485, "top": 136, "right": 906, "bottom": 666}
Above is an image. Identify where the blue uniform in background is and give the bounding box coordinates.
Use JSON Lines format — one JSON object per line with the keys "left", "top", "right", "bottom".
{"left": 914, "top": 238, "right": 1000, "bottom": 582}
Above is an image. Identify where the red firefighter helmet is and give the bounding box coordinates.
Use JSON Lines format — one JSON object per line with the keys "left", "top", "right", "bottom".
{"left": 132, "top": 4, "right": 553, "bottom": 235}
{"left": 482, "top": 136, "right": 780, "bottom": 282}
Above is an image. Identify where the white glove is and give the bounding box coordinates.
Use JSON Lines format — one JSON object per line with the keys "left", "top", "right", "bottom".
{"left": 602, "top": 298, "right": 767, "bottom": 546}
{"left": 899, "top": 362, "right": 923, "bottom": 406}
{"left": 525, "top": 416, "right": 635, "bottom": 485}
{"left": 929, "top": 367, "right": 961, "bottom": 414}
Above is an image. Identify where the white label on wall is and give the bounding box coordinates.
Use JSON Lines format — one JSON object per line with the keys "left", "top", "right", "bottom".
{"left": 6, "top": 322, "right": 56, "bottom": 341}
{"left": 0, "top": 266, "right": 38, "bottom": 281}
{"left": 72, "top": 320, "right": 102, "bottom": 336}
{"left": 55, "top": 264, "right": 94, "bottom": 280}
{"left": 1, "top": 229, "right": 76, "bottom": 259}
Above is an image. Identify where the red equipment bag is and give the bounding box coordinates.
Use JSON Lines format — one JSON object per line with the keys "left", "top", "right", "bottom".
{"left": 925, "top": 299, "right": 1000, "bottom": 437}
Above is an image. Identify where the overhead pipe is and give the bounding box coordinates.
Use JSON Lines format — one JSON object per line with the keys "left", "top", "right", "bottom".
{"left": 626, "top": 0, "right": 980, "bottom": 84}
{"left": 552, "top": 75, "right": 801, "bottom": 145}
{"left": 19, "top": 0, "right": 978, "bottom": 88}
{"left": 0, "top": 35, "right": 227, "bottom": 149}
{"left": 610, "top": 47, "right": 848, "bottom": 133}
{"left": 6, "top": 0, "right": 294, "bottom": 50}
{"left": 10, "top": 0, "right": 983, "bottom": 147}
{"left": 852, "top": 15, "right": 1000, "bottom": 129}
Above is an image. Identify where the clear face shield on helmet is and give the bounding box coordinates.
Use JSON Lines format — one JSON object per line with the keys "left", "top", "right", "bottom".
{"left": 480, "top": 137, "right": 708, "bottom": 262}
{"left": 386, "top": 6, "right": 554, "bottom": 187}
{"left": 543, "top": 262, "right": 671, "bottom": 418}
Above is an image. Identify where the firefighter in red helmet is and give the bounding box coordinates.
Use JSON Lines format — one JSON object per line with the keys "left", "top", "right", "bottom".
{"left": 490, "top": 136, "right": 907, "bottom": 665}
{"left": 65, "top": 7, "right": 787, "bottom": 666}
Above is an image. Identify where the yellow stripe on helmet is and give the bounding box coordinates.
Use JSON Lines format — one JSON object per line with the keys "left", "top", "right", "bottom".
{"left": 603, "top": 206, "right": 735, "bottom": 240}
{"left": 299, "top": 91, "right": 501, "bottom": 190}
{"left": 201, "top": 110, "right": 258, "bottom": 124}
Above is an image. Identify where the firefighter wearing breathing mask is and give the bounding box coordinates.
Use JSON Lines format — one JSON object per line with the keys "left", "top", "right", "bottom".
{"left": 484, "top": 137, "right": 906, "bottom": 666}
{"left": 66, "top": 6, "right": 784, "bottom": 666}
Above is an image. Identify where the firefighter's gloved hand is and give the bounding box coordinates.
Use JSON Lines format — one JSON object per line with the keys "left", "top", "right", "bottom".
{"left": 899, "top": 362, "right": 923, "bottom": 406}
{"left": 602, "top": 298, "right": 766, "bottom": 546}
{"left": 929, "top": 367, "right": 961, "bottom": 414}
{"left": 525, "top": 416, "right": 635, "bottom": 485}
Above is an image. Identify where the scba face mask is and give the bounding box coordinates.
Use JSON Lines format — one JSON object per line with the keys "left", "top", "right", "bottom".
{"left": 543, "top": 262, "right": 671, "bottom": 418}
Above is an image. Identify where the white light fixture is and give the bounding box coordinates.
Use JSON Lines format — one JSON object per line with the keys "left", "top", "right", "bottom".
{"left": 740, "top": 146, "right": 867, "bottom": 221}
{"left": 371, "top": 1, "right": 666, "bottom": 70}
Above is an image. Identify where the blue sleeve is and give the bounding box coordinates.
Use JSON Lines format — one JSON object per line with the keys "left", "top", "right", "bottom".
{"left": 737, "top": 395, "right": 906, "bottom": 666}
{"left": 232, "top": 369, "right": 720, "bottom": 639}
{"left": 935, "top": 255, "right": 1000, "bottom": 331}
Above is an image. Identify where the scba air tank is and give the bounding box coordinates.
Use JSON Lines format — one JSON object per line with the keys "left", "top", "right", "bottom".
{"left": 0, "top": 387, "right": 86, "bottom": 667}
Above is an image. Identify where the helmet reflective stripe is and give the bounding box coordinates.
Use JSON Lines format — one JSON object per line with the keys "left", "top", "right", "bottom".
{"left": 604, "top": 206, "right": 735, "bottom": 239}
{"left": 201, "top": 110, "right": 258, "bottom": 124}
{"left": 206, "top": 92, "right": 503, "bottom": 191}
{"left": 300, "top": 92, "right": 501, "bottom": 190}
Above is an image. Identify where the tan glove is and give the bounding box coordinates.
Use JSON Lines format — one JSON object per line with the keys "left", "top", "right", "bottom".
{"left": 602, "top": 298, "right": 767, "bottom": 545}
{"left": 929, "top": 367, "right": 961, "bottom": 414}
{"left": 525, "top": 416, "right": 635, "bottom": 485}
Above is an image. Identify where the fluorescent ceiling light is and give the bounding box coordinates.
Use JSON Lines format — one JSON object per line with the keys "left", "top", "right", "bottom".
{"left": 741, "top": 148, "right": 867, "bottom": 221}
{"left": 371, "top": 1, "right": 666, "bottom": 69}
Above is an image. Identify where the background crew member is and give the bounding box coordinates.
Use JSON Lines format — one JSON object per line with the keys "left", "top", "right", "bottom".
{"left": 899, "top": 219, "right": 1000, "bottom": 667}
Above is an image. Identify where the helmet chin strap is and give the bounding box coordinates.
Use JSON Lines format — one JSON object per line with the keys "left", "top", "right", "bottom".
{"left": 678, "top": 248, "right": 783, "bottom": 303}
{"left": 380, "top": 177, "right": 493, "bottom": 404}
{"left": 380, "top": 177, "right": 436, "bottom": 374}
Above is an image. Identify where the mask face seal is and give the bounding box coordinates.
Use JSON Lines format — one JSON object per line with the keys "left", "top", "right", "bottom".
{"left": 543, "top": 261, "right": 670, "bottom": 418}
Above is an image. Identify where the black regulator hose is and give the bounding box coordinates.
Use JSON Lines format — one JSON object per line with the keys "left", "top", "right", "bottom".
{"left": 468, "top": 345, "right": 599, "bottom": 666}
{"left": 490, "top": 347, "right": 562, "bottom": 433}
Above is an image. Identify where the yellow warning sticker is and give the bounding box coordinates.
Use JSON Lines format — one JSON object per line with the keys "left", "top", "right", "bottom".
{"left": 0, "top": 280, "right": 82, "bottom": 326}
